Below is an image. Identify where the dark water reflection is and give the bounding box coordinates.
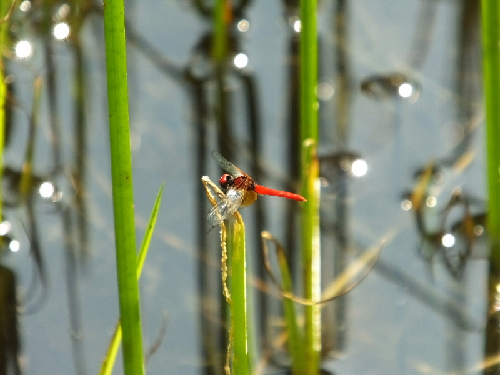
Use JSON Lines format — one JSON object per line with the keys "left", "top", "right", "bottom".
{"left": 0, "top": 0, "right": 488, "bottom": 374}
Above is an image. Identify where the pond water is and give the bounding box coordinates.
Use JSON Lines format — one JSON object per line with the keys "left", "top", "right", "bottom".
{"left": 0, "top": 0, "right": 488, "bottom": 374}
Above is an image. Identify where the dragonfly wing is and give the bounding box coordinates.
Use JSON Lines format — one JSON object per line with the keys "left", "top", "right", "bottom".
{"left": 207, "top": 189, "right": 245, "bottom": 228}
{"left": 211, "top": 150, "right": 244, "bottom": 177}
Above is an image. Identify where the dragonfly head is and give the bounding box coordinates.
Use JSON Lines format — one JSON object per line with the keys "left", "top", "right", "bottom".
{"left": 219, "top": 174, "right": 233, "bottom": 189}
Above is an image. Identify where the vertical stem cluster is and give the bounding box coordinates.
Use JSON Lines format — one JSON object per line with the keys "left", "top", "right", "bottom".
{"left": 300, "top": 0, "right": 321, "bottom": 373}
{"left": 103, "top": 1, "right": 145, "bottom": 374}
{"left": 481, "top": 1, "right": 500, "bottom": 372}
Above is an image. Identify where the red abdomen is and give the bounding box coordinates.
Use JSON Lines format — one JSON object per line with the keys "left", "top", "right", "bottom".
{"left": 254, "top": 184, "right": 306, "bottom": 202}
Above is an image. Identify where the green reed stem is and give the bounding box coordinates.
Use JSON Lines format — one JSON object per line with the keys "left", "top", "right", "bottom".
{"left": 300, "top": 0, "right": 321, "bottom": 374}
{"left": 481, "top": 0, "right": 500, "bottom": 370}
{"left": 482, "top": 0, "right": 500, "bottom": 260}
{"left": 212, "top": 0, "right": 227, "bottom": 63}
{"left": 227, "top": 216, "right": 250, "bottom": 375}
{"left": 0, "top": 0, "right": 10, "bottom": 223}
{"left": 99, "top": 185, "right": 164, "bottom": 375}
{"left": 103, "top": 0, "right": 145, "bottom": 374}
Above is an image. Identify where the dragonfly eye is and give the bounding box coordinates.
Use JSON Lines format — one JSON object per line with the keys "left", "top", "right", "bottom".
{"left": 219, "top": 174, "right": 233, "bottom": 189}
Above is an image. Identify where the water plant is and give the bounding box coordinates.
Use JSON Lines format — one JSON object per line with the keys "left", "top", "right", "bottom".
{"left": 103, "top": 0, "right": 145, "bottom": 373}
{"left": 481, "top": 0, "right": 500, "bottom": 368}
{"left": 299, "top": 0, "right": 321, "bottom": 373}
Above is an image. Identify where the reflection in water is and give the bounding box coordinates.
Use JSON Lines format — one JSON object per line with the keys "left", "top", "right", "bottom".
{"left": 441, "top": 233, "right": 455, "bottom": 248}
{"left": 404, "top": 174, "right": 486, "bottom": 280}
{"left": 290, "top": 18, "right": 301, "bottom": 33}
{"left": 14, "top": 40, "right": 32, "bottom": 59}
{"left": 0, "top": 0, "right": 489, "bottom": 373}
{"left": 19, "top": 1, "right": 31, "bottom": 12}
{"left": 52, "top": 22, "right": 70, "bottom": 40}
{"left": 318, "top": 0, "right": 356, "bottom": 360}
{"left": 38, "top": 181, "right": 54, "bottom": 199}
{"left": 374, "top": 257, "right": 483, "bottom": 331}
{"left": 405, "top": 0, "right": 438, "bottom": 70}
{"left": 1, "top": 1, "right": 96, "bottom": 374}
{"left": 8, "top": 240, "right": 20, "bottom": 253}
{"left": 349, "top": 158, "right": 367, "bottom": 178}
{"left": 360, "top": 0, "right": 435, "bottom": 104}
{"left": 233, "top": 52, "right": 248, "bottom": 69}
{"left": 236, "top": 19, "right": 249, "bottom": 32}
{"left": 360, "top": 73, "right": 421, "bottom": 102}
{"left": 0, "top": 250, "right": 22, "bottom": 375}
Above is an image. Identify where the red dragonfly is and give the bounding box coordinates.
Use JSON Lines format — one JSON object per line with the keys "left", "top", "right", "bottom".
{"left": 207, "top": 150, "right": 306, "bottom": 228}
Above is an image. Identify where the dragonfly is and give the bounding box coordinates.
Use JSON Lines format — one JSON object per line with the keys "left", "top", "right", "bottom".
{"left": 207, "top": 150, "right": 306, "bottom": 228}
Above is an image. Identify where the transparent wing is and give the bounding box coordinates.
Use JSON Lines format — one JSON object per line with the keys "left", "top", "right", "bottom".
{"left": 207, "top": 189, "right": 245, "bottom": 228}
{"left": 211, "top": 150, "right": 244, "bottom": 177}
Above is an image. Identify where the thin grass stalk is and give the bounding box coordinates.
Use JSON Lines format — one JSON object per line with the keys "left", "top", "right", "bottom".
{"left": 0, "top": 0, "right": 10, "bottom": 223}
{"left": 227, "top": 214, "right": 250, "bottom": 375}
{"left": 481, "top": 0, "right": 500, "bottom": 371}
{"left": 276, "top": 243, "right": 305, "bottom": 375}
{"left": 103, "top": 0, "right": 145, "bottom": 374}
{"left": 300, "top": 0, "right": 321, "bottom": 374}
{"left": 212, "top": 0, "right": 227, "bottom": 63}
{"left": 261, "top": 232, "right": 306, "bottom": 374}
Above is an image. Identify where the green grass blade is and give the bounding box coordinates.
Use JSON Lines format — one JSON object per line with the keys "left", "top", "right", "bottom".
{"left": 227, "top": 214, "right": 250, "bottom": 375}
{"left": 99, "top": 184, "right": 164, "bottom": 375}
{"left": 227, "top": 215, "right": 250, "bottom": 374}
{"left": 99, "top": 323, "right": 122, "bottom": 375}
{"left": 481, "top": 0, "right": 500, "bottom": 367}
{"left": 277, "top": 244, "right": 306, "bottom": 374}
{"left": 103, "top": 0, "right": 144, "bottom": 373}
{"left": 300, "top": 0, "right": 321, "bottom": 373}
{"left": 136, "top": 184, "right": 164, "bottom": 276}
{"left": 261, "top": 232, "right": 306, "bottom": 374}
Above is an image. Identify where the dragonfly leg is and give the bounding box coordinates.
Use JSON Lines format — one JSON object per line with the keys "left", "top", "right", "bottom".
{"left": 202, "top": 176, "right": 226, "bottom": 203}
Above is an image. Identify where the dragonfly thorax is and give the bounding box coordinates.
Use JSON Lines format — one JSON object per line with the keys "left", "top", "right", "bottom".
{"left": 219, "top": 174, "right": 255, "bottom": 191}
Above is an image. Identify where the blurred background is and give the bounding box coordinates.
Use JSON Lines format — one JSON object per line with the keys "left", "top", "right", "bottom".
{"left": 0, "top": 0, "right": 488, "bottom": 374}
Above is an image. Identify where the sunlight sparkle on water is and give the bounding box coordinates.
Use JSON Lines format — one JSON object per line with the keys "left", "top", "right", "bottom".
{"left": 9, "top": 240, "right": 20, "bottom": 253}
{"left": 56, "top": 3, "right": 70, "bottom": 18}
{"left": 237, "top": 19, "right": 249, "bottom": 32}
{"left": 317, "top": 81, "right": 334, "bottom": 101}
{"left": 293, "top": 20, "right": 302, "bottom": 33}
{"left": 15, "top": 40, "right": 32, "bottom": 58}
{"left": 474, "top": 225, "right": 484, "bottom": 236}
{"left": 289, "top": 16, "right": 301, "bottom": 33}
{"left": 426, "top": 196, "right": 437, "bottom": 208}
{"left": 20, "top": 0, "right": 31, "bottom": 11}
{"left": 39, "top": 181, "right": 55, "bottom": 198}
{"left": 351, "top": 159, "right": 368, "bottom": 177}
{"left": 0, "top": 221, "right": 11, "bottom": 236}
{"left": 398, "top": 82, "right": 413, "bottom": 98}
{"left": 53, "top": 22, "right": 70, "bottom": 40}
{"left": 441, "top": 233, "right": 455, "bottom": 248}
{"left": 401, "top": 199, "right": 412, "bottom": 211}
{"left": 234, "top": 53, "right": 248, "bottom": 69}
